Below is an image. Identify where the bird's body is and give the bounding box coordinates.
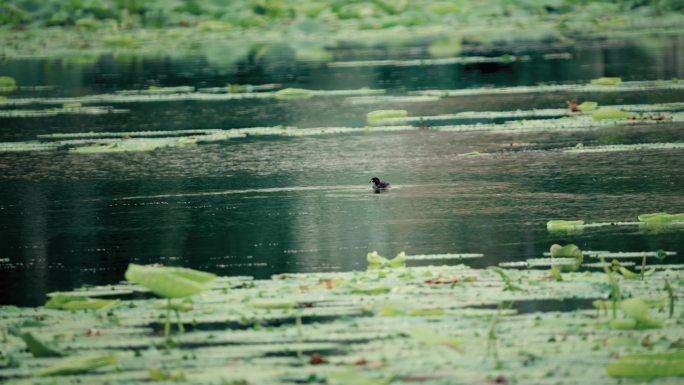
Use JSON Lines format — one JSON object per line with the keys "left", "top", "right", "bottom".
{"left": 370, "top": 177, "right": 390, "bottom": 193}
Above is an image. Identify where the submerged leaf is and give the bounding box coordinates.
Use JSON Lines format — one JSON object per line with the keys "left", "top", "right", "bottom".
{"left": 124, "top": 264, "right": 216, "bottom": 298}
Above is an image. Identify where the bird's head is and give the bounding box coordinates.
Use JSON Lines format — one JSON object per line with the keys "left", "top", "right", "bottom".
{"left": 370, "top": 177, "right": 380, "bottom": 184}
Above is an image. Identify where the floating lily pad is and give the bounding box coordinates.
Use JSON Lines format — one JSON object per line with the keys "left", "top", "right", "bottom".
{"left": 591, "top": 107, "right": 635, "bottom": 120}
{"left": 366, "top": 109, "right": 408, "bottom": 124}
{"left": 547, "top": 220, "right": 585, "bottom": 232}
{"left": 590, "top": 77, "right": 622, "bottom": 86}
{"left": 273, "top": 88, "right": 314, "bottom": 100}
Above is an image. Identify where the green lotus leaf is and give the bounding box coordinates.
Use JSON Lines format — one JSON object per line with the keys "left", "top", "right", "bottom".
{"left": 638, "top": 212, "right": 684, "bottom": 224}
{"left": 546, "top": 220, "right": 584, "bottom": 232}
{"left": 578, "top": 101, "right": 598, "bottom": 112}
{"left": 45, "top": 294, "right": 119, "bottom": 311}
{"left": 550, "top": 244, "right": 582, "bottom": 259}
{"left": 36, "top": 354, "right": 118, "bottom": 377}
{"left": 0, "top": 76, "right": 17, "bottom": 92}
{"left": 620, "top": 298, "right": 651, "bottom": 322}
{"left": 367, "top": 251, "right": 388, "bottom": 269}
{"left": 366, "top": 109, "right": 407, "bottom": 124}
{"left": 124, "top": 264, "right": 216, "bottom": 298}
{"left": 273, "top": 88, "right": 313, "bottom": 100}
{"left": 590, "top": 77, "right": 622, "bottom": 86}
{"left": 387, "top": 252, "right": 406, "bottom": 268}
{"left": 607, "top": 350, "right": 684, "bottom": 378}
{"left": 16, "top": 331, "right": 65, "bottom": 357}
{"left": 591, "top": 107, "right": 635, "bottom": 120}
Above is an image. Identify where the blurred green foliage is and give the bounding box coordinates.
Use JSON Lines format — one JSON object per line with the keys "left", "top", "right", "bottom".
{"left": 0, "top": 0, "right": 681, "bottom": 28}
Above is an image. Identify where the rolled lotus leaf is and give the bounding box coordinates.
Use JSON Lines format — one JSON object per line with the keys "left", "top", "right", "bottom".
{"left": 550, "top": 243, "right": 582, "bottom": 259}
{"left": 125, "top": 263, "right": 216, "bottom": 298}
{"left": 546, "top": 220, "right": 584, "bottom": 232}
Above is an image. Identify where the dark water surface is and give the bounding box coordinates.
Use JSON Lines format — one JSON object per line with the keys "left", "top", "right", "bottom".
{"left": 1, "top": 37, "right": 684, "bottom": 306}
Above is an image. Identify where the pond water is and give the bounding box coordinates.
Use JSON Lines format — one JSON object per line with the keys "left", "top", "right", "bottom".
{"left": 1, "top": 37, "right": 684, "bottom": 306}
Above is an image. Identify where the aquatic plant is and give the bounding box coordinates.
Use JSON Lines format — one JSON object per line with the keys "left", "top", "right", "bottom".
{"left": 36, "top": 354, "right": 118, "bottom": 377}
{"left": 610, "top": 298, "right": 664, "bottom": 329}
{"left": 124, "top": 264, "right": 215, "bottom": 342}
{"left": 577, "top": 101, "right": 598, "bottom": 112}
{"left": 546, "top": 220, "right": 584, "bottom": 233}
{"left": 590, "top": 77, "right": 622, "bottom": 86}
{"left": 8, "top": 326, "right": 64, "bottom": 357}
{"left": 273, "top": 88, "right": 314, "bottom": 100}
{"left": 0, "top": 76, "right": 17, "bottom": 92}
{"left": 366, "top": 251, "right": 406, "bottom": 269}
{"left": 487, "top": 267, "right": 522, "bottom": 291}
{"left": 0, "top": 258, "right": 683, "bottom": 383}
{"left": 101, "top": 35, "right": 138, "bottom": 49}
{"left": 44, "top": 294, "right": 119, "bottom": 311}
{"left": 607, "top": 350, "right": 684, "bottom": 378}
{"left": 663, "top": 279, "right": 675, "bottom": 319}
{"left": 366, "top": 109, "right": 408, "bottom": 124}
{"left": 600, "top": 256, "right": 622, "bottom": 319}
{"left": 638, "top": 213, "right": 684, "bottom": 225}
{"left": 549, "top": 243, "right": 583, "bottom": 272}
{"left": 427, "top": 37, "right": 462, "bottom": 58}
{"left": 591, "top": 107, "right": 635, "bottom": 120}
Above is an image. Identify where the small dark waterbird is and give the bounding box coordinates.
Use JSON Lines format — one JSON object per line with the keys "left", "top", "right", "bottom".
{"left": 370, "top": 177, "right": 390, "bottom": 193}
